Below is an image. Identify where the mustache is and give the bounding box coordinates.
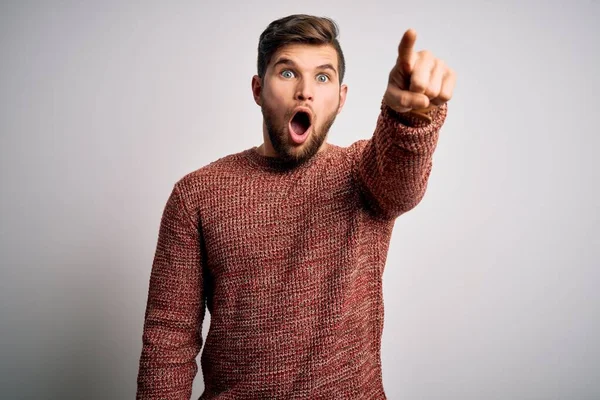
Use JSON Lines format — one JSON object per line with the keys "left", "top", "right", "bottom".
{"left": 285, "top": 106, "right": 314, "bottom": 119}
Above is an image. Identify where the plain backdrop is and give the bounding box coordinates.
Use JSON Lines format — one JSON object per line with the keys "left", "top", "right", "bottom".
{"left": 1, "top": 1, "right": 598, "bottom": 399}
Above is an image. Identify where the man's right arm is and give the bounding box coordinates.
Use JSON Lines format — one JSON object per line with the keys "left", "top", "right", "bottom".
{"left": 136, "top": 183, "right": 206, "bottom": 399}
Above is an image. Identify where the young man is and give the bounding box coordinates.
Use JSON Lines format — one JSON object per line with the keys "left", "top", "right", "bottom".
{"left": 136, "top": 14, "right": 455, "bottom": 399}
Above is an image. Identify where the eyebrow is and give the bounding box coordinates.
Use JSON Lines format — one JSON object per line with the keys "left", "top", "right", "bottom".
{"left": 272, "top": 58, "right": 338, "bottom": 76}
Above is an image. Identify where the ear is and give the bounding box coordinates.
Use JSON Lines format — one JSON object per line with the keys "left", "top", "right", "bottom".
{"left": 337, "top": 84, "right": 348, "bottom": 115}
{"left": 252, "top": 75, "right": 262, "bottom": 106}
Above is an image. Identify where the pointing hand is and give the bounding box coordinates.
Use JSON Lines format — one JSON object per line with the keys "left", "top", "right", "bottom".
{"left": 383, "top": 29, "right": 456, "bottom": 116}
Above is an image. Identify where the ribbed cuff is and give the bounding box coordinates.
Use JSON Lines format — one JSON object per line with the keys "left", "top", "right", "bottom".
{"left": 380, "top": 100, "right": 445, "bottom": 128}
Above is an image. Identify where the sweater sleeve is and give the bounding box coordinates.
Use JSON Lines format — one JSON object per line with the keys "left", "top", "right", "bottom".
{"left": 355, "top": 101, "right": 448, "bottom": 219}
{"left": 136, "top": 183, "right": 206, "bottom": 399}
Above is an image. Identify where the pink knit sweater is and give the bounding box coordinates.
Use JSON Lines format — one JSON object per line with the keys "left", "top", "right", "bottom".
{"left": 136, "top": 102, "right": 448, "bottom": 399}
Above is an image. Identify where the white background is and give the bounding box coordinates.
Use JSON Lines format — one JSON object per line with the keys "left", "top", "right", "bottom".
{"left": 1, "top": 1, "right": 598, "bottom": 399}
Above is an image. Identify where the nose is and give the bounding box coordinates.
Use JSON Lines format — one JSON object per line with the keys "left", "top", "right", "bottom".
{"left": 294, "top": 79, "right": 314, "bottom": 101}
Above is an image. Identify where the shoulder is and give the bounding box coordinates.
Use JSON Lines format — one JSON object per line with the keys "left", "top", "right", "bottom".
{"left": 346, "top": 139, "right": 369, "bottom": 158}
{"left": 333, "top": 140, "right": 369, "bottom": 171}
{"left": 181, "top": 151, "right": 244, "bottom": 182}
{"left": 171, "top": 149, "right": 251, "bottom": 211}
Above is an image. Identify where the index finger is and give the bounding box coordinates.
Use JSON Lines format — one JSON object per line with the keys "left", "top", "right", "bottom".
{"left": 397, "top": 28, "right": 417, "bottom": 73}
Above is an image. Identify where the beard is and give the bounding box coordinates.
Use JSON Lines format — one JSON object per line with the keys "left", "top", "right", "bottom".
{"left": 260, "top": 96, "right": 339, "bottom": 166}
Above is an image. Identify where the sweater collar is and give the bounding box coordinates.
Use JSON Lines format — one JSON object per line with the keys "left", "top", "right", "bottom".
{"left": 244, "top": 144, "right": 334, "bottom": 172}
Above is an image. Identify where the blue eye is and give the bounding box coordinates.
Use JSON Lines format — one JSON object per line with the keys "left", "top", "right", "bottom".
{"left": 281, "top": 70, "right": 295, "bottom": 79}
{"left": 317, "top": 74, "right": 329, "bottom": 83}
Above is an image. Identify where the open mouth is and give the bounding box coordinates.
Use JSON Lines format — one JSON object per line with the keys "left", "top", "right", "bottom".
{"left": 290, "top": 111, "right": 311, "bottom": 136}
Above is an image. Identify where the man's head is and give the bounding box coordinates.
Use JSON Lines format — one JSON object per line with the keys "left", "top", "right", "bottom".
{"left": 252, "top": 14, "right": 348, "bottom": 165}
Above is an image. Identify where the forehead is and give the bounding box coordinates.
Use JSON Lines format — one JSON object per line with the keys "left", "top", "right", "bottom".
{"left": 269, "top": 43, "right": 338, "bottom": 70}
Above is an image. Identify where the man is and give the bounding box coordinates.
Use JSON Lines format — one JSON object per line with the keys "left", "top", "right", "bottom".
{"left": 136, "top": 14, "right": 455, "bottom": 399}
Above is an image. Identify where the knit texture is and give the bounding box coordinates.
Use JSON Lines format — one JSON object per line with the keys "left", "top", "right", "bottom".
{"left": 136, "top": 102, "right": 448, "bottom": 399}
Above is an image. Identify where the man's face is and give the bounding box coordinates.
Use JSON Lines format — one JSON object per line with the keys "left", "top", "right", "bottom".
{"left": 252, "top": 43, "right": 347, "bottom": 164}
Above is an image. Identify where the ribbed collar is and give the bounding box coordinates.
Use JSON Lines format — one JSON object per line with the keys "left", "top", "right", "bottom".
{"left": 244, "top": 144, "right": 335, "bottom": 172}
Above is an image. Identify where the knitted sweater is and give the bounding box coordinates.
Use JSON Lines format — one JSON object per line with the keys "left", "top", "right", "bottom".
{"left": 136, "top": 102, "right": 448, "bottom": 399}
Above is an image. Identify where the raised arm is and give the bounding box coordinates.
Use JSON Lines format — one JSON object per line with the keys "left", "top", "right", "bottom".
{"left": 356, "top": 28, "right": 455, "bottom": 219}
{"left": 136, "top": 183, "right": 206, "bottom": 399}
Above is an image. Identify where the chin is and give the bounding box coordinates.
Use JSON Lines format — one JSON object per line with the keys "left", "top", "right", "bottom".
{"left": 264, "top": 110, "right": 332, "bottom": 165}
{"left": 284, "top": 133, "right": 324, "bottom": 163}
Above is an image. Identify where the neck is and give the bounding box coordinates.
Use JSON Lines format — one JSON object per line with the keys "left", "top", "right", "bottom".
{"left": 257, "top": 141, "right": 329, "bottom": 157}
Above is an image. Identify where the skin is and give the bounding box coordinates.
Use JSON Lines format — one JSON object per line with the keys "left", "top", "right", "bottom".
{"left": 383, "top": 28, "right": 456, "bottom": 112}
{"left": 251, "top": 29, "right": 456, "bottom": 164}
{"left": 251, "top": 43, "right": 347, "bottom": 164}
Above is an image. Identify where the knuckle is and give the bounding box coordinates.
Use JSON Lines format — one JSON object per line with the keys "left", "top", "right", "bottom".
{"left": 439, "top": 89, "right": 452, "bottom": 102}
{"left": 425, "top": 85, "right": 440, "bottom": 99}
{"left": 420, "top": 50, "right": 433, "bottom": 59}
{"left": 436, "top": 59, "right": 446, "bottom": 70}
{"left": 411, "top": 78, "right": 427, "bottom": 92}
{"left": 400, "top": 93, "right": 413, "bottom": 108}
